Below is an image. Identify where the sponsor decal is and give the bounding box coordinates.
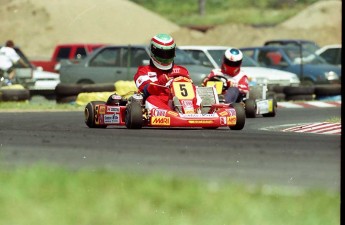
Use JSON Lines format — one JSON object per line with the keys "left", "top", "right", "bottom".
{"left": 227, "top": 116, "right": 236, "bottom": 125}
{"left": 148, "top": 72, "right": 157, "bottom": 78}
{"left": 219, "top": 111, "right": 228, "bottom": 116}
{"left": 184, "top": 109, "right": 195, "bottom": 114}
{"left": 182, "top": 100, "right": 193, "bottom": 108}
{"left": 152, "top": 109, "right": 167, "bottom": 116}
{"left": 151, "top": 116, "right": 170, "bottom": 125}
{"left": 188, "top": 120, "right": 214, "bottom": 124}
{"left": 96, "top": 114, "right": 104, "bottom": 124}
{"left": 220, "top": 117, "right": 227, "bottom": 125}
{"left": 167, "top": 111, "right": 178, "bottom": 116}
{"left": 180, "top": 113, "right": 217, "bottom": 118}
{"left": 104, "top": 114, "right": 120, "bottom": 124}
{"left": 172, "top": 68, "right": 181, "bottom": 74}
{"left": 107, "top": 106, "right": 120, "bottom": 113}
{"left": 99, "top": 106, "right": 106, "bottom": 114}
{"left": 111, "top": 95, "right": 122, "bottom": 100}
{"left": 226, "top": 108, "right": 236, "bottom": 116}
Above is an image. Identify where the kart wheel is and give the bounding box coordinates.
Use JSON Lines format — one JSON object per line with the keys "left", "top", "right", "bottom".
{"left": 84, "top": 101, "right": 107, "bottom": 128}
{"left": 230, "top": 103, "right": 245, "bottom": 130}
{"left": 244, "top": 99, "right": 256, "bottom": 118}
{"left": 125, "top": 101, "right": 143, "bottom": 129}
{"left": 263, "top": 98, "right": 277, "bottom": 117}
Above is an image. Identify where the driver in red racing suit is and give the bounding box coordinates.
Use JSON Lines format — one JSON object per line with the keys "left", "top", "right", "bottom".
{"left": 134, "top": 33, "right": 192, "bottom": 111}
{"left": 202, "top": 48, "right": 249, "bottom": 104}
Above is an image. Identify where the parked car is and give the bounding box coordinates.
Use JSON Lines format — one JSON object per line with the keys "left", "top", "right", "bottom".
{"left": 31, "top": 43, "right": 105, "bottom": 73}
{"left": 264, "top": 39, "right": 320, "bottom": 53}
{"left": 179, "top": 45, "right": 300, "bottom": 87}
{"left": 240, "top": 45, "right": 341, "bottom": 85}
{"left": 1, "top": 45, "right": 60, "bottom": 95}
{"left": 315, "top": 44, "right": 341, "bottom": 67}
{"left": 59, "top": 45, "right": 211, "bottom": 86}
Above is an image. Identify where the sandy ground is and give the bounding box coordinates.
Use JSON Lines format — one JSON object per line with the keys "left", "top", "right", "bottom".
{"left": 0, "top": 0, "right": 341, "bottom": 59}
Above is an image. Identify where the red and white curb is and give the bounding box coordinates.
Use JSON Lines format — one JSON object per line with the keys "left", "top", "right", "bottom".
{"left": 282, "top": 122, "right": 341, "bottom": 135}
{"left": 278, "top": 101, "right": 341, "bottom": 108}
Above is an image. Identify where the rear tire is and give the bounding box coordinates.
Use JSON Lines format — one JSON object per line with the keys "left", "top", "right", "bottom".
{"left": 125, "top": 101, "right": 143, "bottom": 129}
{"left": 262, "top": 98, "right": 277, "bottom": 117}
{"left": 230, "top": 103, "right": 245, "bottom": 130}
{"left": 244, "top": 99, "right": 256, "bottom": 118}
{"left": 84, "top": 101, "right": 107, "bottom": 128}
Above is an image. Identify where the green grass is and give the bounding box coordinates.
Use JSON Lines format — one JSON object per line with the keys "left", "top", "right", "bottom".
{"left": 129, "top": 0, "right": 319, "bottom": 26}
{"left": 0, "top": 101, "right": 84, "bottom": 111}
{"left": 0, "top": 165, "right": 340, "bottom": 225}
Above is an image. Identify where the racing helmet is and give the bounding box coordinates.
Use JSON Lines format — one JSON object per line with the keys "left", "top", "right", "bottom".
{"left": 149, "top": 33, "right": 176, "bottom": 70}
{"left": 221, "top": 48, "right": 243, "bottom": 76}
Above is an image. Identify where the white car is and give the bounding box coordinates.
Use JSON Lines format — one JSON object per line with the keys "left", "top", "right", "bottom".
{"left": 6, "top": 46, "right": 60, "bottom": 93}
{"left": 315, "top": 44, "right": 341, "bottom": 67}
{"left": 31, "top": 68, "right": 60, "bottom": 91}
{"left": 179, "top": 45, "right": 301, "bottom": 87}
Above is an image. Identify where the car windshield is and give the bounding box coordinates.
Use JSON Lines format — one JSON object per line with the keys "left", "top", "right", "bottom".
{"left": 265, "top": 41, "right": 320, "bottom": 53}
{"left": 283, "top": 47, "right": 329, "bottom": 65}
{"left": 174, "top": 48, "right": 202, "bottom": 65}
{"left": 208, "top": 49, "right": 260, "bottom": 67}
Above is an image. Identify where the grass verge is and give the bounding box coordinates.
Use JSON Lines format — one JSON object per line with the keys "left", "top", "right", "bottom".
{"left": 0, "top": 101, "right": 84, "bottom": 112}
{"left": 0, "top": 165, "right": 340, "bottom": 225}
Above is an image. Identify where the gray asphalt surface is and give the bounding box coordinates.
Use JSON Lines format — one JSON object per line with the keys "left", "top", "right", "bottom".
{"left": 0, "top": 107, "right": 341, "bottom": 191}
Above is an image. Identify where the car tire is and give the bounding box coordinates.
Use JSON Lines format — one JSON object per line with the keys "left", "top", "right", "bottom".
{"left": 230, "top": 103, "right": 245, "bottom": 130}
{"left": 0, "top": 88, "right": 30, "bottom": 101}
{"left": 314, "top": 84, "right": 341, "bottom": 96}
{"left": 55, "top": 83, "right": 83, "bottom": 97}
{"left": 56, "top": 95, "right": 78, "bottom": 104}
{"left": 244, "top": 99, "right": 256, "bottom": 118}
{"left": 81, "top": 83, "right": 116, "bottom": 93}
{"left": 285, "top": 94, "right": 314, "bottom": 101}
{"left": 84, "top": 101, "right": 107, "bottom": 128}
{"left": 262, "top": 97, "right": 277, "bottom": 117}
{"left": 125, "top": 101, "right": 143, "bottom": 129}
{"left": 283, "top": 86, "right": 315, "bottom": 96}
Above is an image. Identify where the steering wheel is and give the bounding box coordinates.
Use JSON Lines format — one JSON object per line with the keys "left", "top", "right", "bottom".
{"left": 207, "top": 75, "right": 229, "bottom": 91}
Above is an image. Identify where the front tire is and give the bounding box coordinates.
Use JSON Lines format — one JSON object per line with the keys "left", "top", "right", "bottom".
{"left": 244, "top": 99, "right": 256, "bottom": 118}
{"left": 230, "top": 103, "right": 245, "bottom": 130}
{"left": 125, "top": 101, "right": 143, "bottom": 129}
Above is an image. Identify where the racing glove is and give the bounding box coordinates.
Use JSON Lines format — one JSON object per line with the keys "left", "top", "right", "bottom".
{"left": 158, "top": 74, "right": 171, "bottom": 86}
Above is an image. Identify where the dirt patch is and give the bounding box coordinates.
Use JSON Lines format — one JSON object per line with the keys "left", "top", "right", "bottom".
{"left": 0, "top": 0, "right": 341, "bottom": 58}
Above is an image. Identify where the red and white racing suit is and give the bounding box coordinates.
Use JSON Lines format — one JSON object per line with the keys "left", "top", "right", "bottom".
{"left": 203, "top": 68, "right": 249, "bottom": 103}
{"left": 134, "top": 64, "right": 191, "bottom": 110}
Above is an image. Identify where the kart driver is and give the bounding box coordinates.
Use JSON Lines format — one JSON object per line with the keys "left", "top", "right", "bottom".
{"left": 134, "top": 33, "right": 193, "bottom": 111}
{"left": 202, "top": 48, "right": 249, "bottom": 104}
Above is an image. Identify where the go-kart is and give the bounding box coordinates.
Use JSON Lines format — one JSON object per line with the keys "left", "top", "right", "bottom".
{"left": 205, "top": 75, "right": 277, "bottom": 118}
{"left": 84, "top": 76, "right": 245, "bottom": 130}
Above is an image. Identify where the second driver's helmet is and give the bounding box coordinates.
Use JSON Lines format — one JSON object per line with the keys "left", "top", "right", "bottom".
{"left": 221, "top": 48, "right": 243, "bottom": 76}
{"left": 150, "top": 33, "right": 176, "bottom": 70}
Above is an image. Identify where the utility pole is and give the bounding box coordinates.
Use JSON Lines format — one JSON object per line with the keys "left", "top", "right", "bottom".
{"left": 199, "top": 0, "right": 206, "bottom": 16}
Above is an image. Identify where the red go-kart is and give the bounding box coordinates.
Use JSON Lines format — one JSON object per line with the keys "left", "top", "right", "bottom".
{"left": 84, "top": 76, "right": 245, "bottom": 130}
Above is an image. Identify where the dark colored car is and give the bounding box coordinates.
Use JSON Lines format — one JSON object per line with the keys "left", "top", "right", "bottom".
{"left": 240, "top": 45, "right": 341, "bottom": 85}
{"left": 264, "top": 39, "right": 320, "bottom": 53}
{"left": 59, "top": 45, "right": 211, "bottom": 86}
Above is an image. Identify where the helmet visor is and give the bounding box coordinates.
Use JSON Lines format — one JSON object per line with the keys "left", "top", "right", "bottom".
{"left": 151, "top": 45, "right": 175, "bottom": 60}
{"left": 224, "top": 57, "right": 242, "bottom": 67}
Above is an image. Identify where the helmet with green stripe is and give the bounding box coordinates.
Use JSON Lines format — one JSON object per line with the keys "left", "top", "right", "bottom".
{"left": 150, "top": 33, "right": 176, "bottom": 70}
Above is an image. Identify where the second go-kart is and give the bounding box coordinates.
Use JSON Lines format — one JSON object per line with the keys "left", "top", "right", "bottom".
{"left": 84, "top": 76, "right": 246, "bottom": 130}
{"left": 205, "top": 75, "right": 277, "bottom": 118}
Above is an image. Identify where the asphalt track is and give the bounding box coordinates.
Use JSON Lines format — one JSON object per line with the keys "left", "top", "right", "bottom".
{"left": 0, "top": 106, "right": 341, "bottom": 191}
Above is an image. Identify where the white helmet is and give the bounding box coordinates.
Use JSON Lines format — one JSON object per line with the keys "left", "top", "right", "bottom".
{"left": 221, "top": 48, "right": 243, "bottom": 76}
{"left": 150, "top": 33, "right": 176, "bottom": 70}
